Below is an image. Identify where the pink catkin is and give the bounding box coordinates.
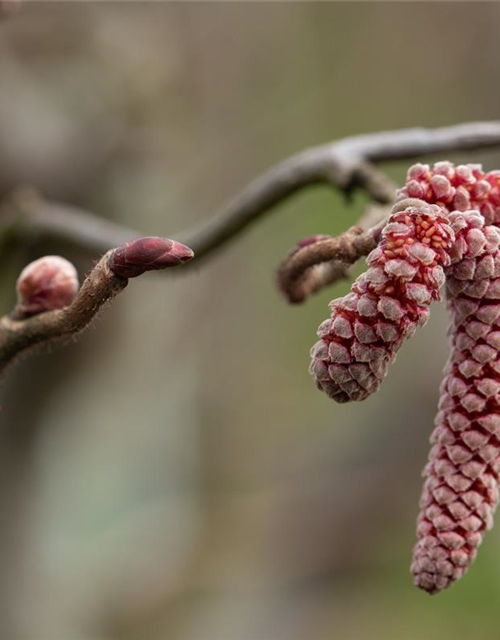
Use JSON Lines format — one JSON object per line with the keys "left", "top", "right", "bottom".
{"left": 401, "top": 163, "right": 500, "bottom": 593}
{"left": 309, "top": 204, "right": 455, "bottom": 402}
{"left": 400, "top": 161, "right": 500, "bottom": 227}
{"left": 309, "top": 161, "right": 500, "bottom": 593}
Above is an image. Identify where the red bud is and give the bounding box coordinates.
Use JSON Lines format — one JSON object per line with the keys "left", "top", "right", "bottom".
{"left": 108, "top": 237, "right": 194, "bottom": 279}
{"left": 16, "top": 256, "right": 79, "bottom": 316}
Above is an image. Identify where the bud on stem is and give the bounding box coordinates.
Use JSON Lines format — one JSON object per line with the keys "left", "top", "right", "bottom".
{"left": 107, "top": 237, "right": 194, "bottom": 279}
{"left": 15, "top": 255, "right": 79, "bottom": 317}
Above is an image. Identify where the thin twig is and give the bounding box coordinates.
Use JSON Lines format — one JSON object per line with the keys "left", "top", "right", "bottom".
{"left": 276, "top": 163, "right": 397, "bottom": 303}
{"left": 276, "top": 196, "right": 431, "bottom": 303}
{"left": 277, "top": 222, "right": 385, "bottom": 304}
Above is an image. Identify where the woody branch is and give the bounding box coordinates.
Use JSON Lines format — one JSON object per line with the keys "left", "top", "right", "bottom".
{"left": 0, "top": 238, "right": 193, "bottom": 376}
{"left": 2, "top": 122, "right": 500, "bottom": 374}
{"left": 4, "top": 122, "right": 500, "bottom": 259}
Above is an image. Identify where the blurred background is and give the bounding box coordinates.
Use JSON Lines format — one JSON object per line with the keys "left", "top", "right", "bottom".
{"left": 1, "top": 3, "right": 500, "bottom": 639}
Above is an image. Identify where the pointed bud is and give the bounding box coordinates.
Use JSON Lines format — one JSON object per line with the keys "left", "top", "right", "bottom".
{"left": 108, "top": 237, "right": 194, "bottom": 279}
{"left": 16, "top": 256, "right": 79, "bottom": 316}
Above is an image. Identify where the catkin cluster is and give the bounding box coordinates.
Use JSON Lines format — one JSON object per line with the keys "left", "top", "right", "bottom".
{"left": 309, "top": 161, "right": 500, "bottom": 594}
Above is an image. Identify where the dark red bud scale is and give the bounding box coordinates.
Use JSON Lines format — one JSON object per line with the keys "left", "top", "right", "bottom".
{"left": 108, "top": 237, "right": 194, "bottom": 279}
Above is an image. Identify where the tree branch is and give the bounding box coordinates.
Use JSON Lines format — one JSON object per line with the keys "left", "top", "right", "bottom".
{"left": 2, "top": 122, "right": 500, "bottom": 376}
{"left": 277, "top": 222, "right": 385, "bottom": 304}
{"left": 0, "top": 237, "right": 193, "bottom": 376}
{"left": 0, "top": 189, "right": 137, "bottom": 255}
{"left": 4, "top": 122, "right": 500, "bottom": 262}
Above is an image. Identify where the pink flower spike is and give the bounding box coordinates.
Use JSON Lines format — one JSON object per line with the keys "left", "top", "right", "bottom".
{"left": 310, "top": 204, "right": 455, "bottom": 403}
{"left": 108, "top": 237, "right": 194, "bottom": 279}
{"left": 401, "top": 162, "right": 500, "bottom": 594}
{"left": 16, "top": 255, "right": 79, "bottom": 316}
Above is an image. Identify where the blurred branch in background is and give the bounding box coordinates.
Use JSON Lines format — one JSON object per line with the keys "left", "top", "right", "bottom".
{"left": 3, "top": 122, "right": 500, "bottom": 263}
